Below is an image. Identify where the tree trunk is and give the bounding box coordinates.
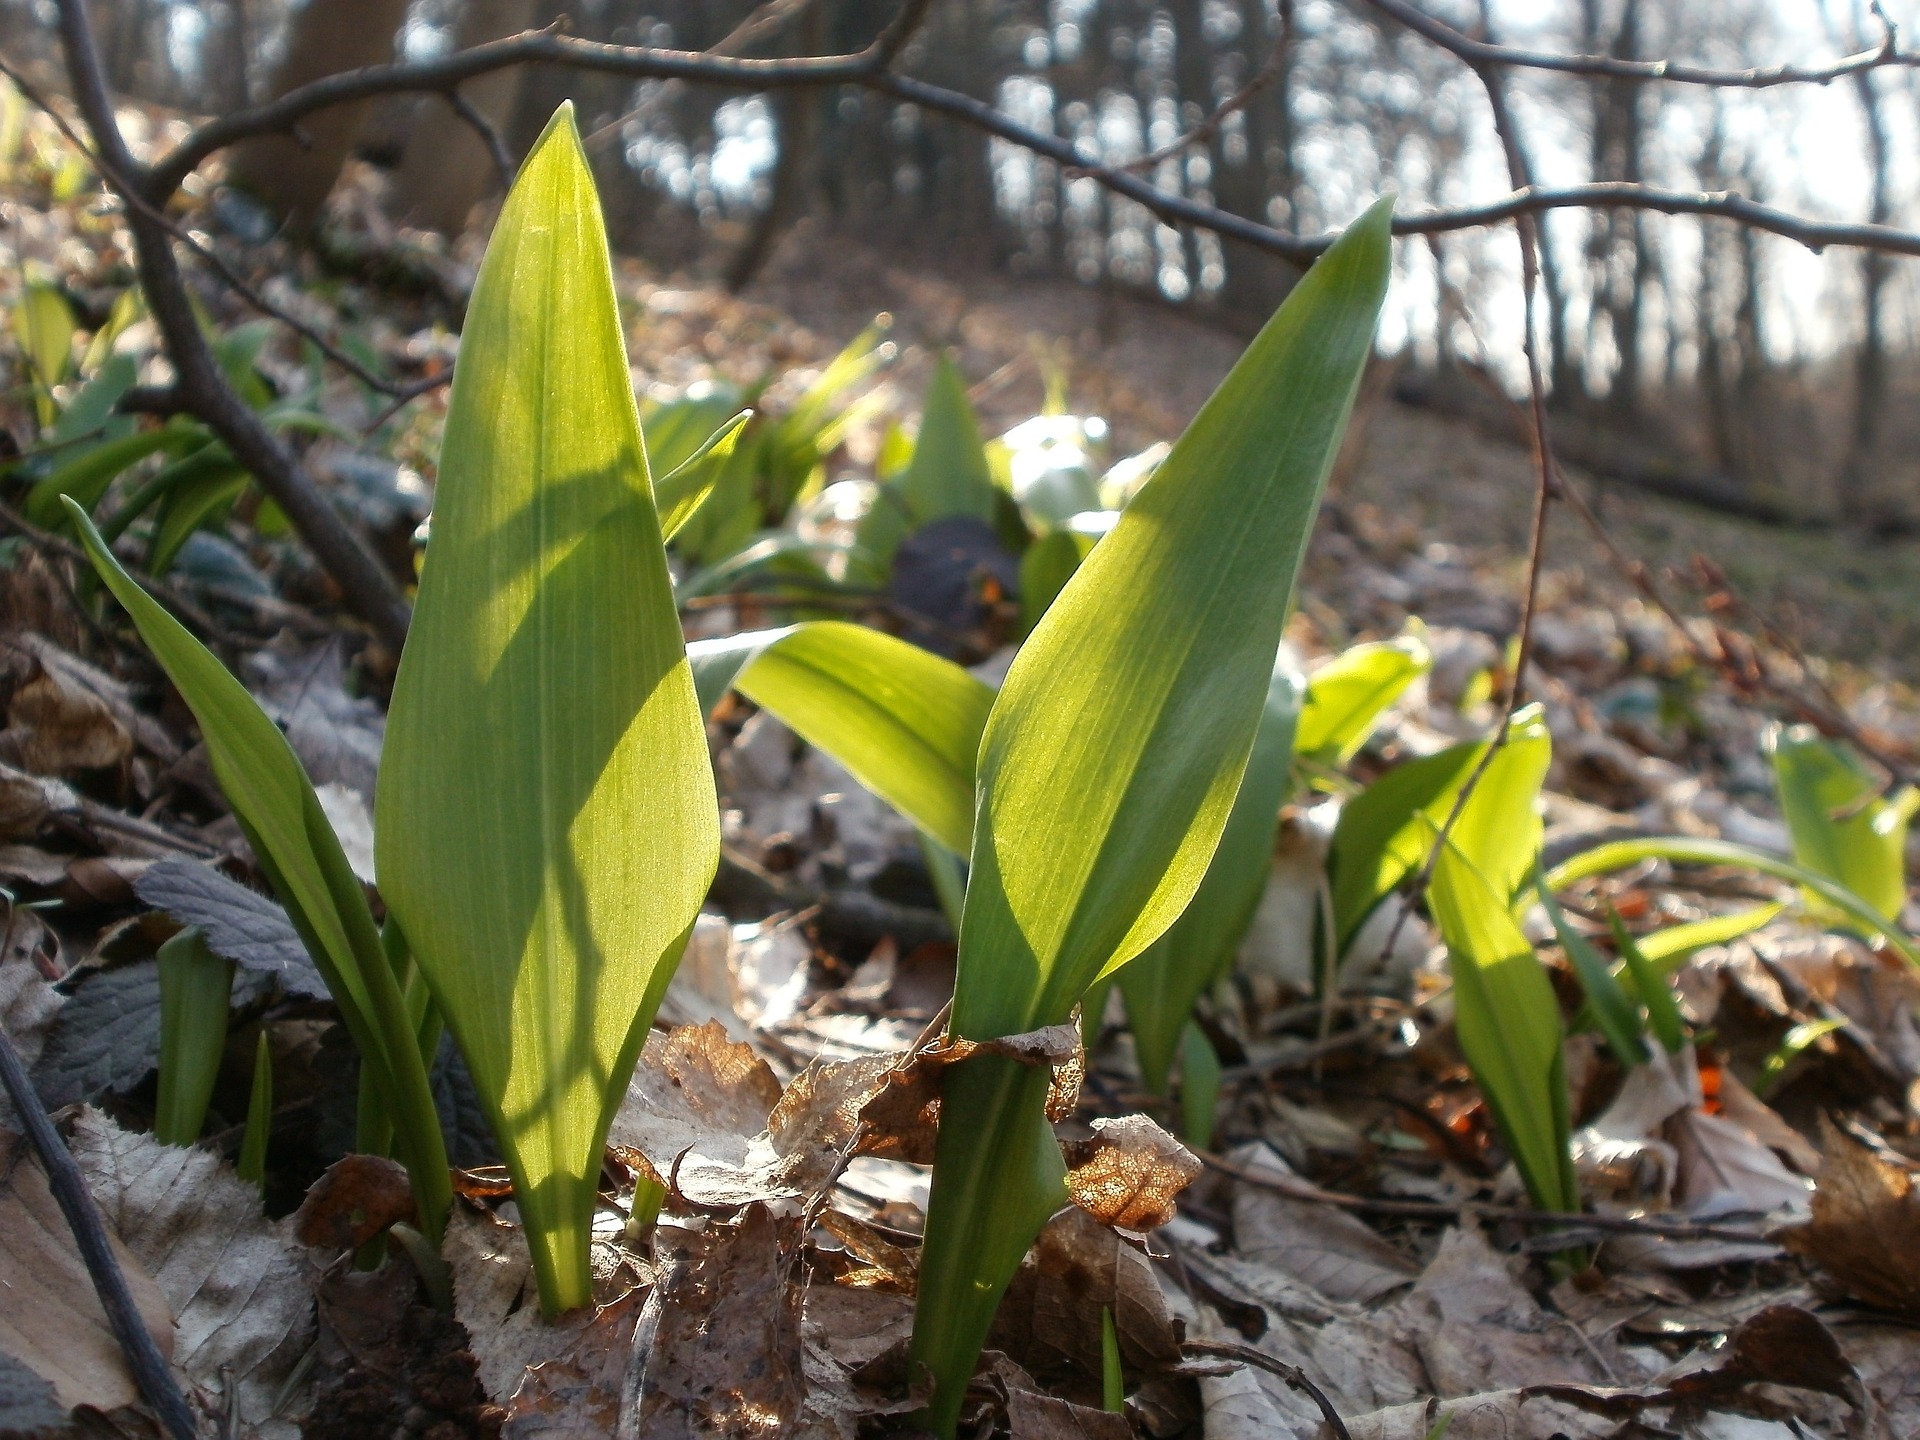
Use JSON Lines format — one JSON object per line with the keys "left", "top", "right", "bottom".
{"left": 224, "top": 0, "right": 411, "bottom": 229}
{"left": 390, "top": 0, "right": 541, "bottom": 234}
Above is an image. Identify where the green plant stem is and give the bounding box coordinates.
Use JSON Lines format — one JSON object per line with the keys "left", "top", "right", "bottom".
{"left": 911, "top": 1054, "right": 1066, "bottom": 1438}
{"left": 237, "top": 1029, "right": 271, "bottom": 1187}
{"left": 153, "top": 927, "right": 232, "bottom": 1147}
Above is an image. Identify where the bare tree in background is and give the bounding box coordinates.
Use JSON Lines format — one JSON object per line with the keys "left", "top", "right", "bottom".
{"left": 390, "top": 0, "right": 539, "bottom": 234}
{"left": 225, "top": 0, "right": 410, "bottom": 227}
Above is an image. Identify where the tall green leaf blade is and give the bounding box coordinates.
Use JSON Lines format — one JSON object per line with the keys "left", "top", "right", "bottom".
{"left": 62, "top": 498, "right": 449, "bottom": 1236}
{"left": 1430, "top": 842, "right": 1578, "bottom": 1214}
{"left": 1326, "top": 708, "right": 1548, "bottom": 952}
{"left": 1119, "top": 665, "right": 1301, "bottom": 1094}
{"left": 376, "top": 106, "right": 718, "bottom": 1315}
{"left": 1294, "top": 631, "right": 1431, "bottom": 766}
{"left": 655, "top": 409, "right": 751, "bottom": 541}
{"left": 1535, "top": 869, "right": 1646, "bottom": 1066}
{"left": 913, "top": 197, "right": 1393, "bottom": 1437}
{"left": 1766, "top": 723, "right": 1912, "bottom": 924}
{"left": 728, "top": 621, "right": 993, "bottom": 855}
{"left": 1545, "top": 836, "right": 1920, "bottom": 968}
{"left": 899, "top": 355, "right": 996, "bottom": 526}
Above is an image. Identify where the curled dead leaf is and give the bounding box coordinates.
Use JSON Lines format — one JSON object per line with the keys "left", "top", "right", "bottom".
{"left": 1784, "top": 1117, "right": 1920, "bottom": 1318}
{"left": 294, "top": 1153, "right": 419, "bottom": 1250}
{"left": 1063, "top": 1114, "right": 1201, "bottom": 1231}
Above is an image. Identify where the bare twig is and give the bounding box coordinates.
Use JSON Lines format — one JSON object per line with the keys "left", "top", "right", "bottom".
{"left": 1357, "top": 0, "right": 1906, "bottom": 90}
{"left": 444, "top": 87, "right": 516, "bottom": 195}
{"left": 1182, "top": 1341, "right": 1352, "bottom": 1440}
{"left": 1072, "top": 36, "right": 1289, "bottom": 179}
{"left": 1198, "top": 1149, "right": 1778, "bottom": 1244}
{"left": 133, "top": 16, "right": 1920, "bottom": 267}
{"left": 0, "top": 990, "right": 199, "bottom": 1439}
{"left": 0, "top": 49, "right": 422, "bottom": 402}
{"left": 1374, "top": 3, "right": 1563, "bottom": 963}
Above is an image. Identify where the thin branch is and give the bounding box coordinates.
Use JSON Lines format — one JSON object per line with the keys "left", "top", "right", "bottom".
{"left": 1074, "top": 35, "right": 1288, "bottom": 179}
{"left": 1356, "top": 0, "right": 1908, "bottom": 89}
{"left": 1375, "top": 3, "right": 1559, "bottom": 963}
{"left": 444, "top": 87, "right": 515, "bottom": 195}
{"left": 0, "top": 988, "right": 199, "bottom": 1439}
{"left": 0, "top": 51, "right": 434, "bottom": 402}
{"left": 1198, "top": 1149, "right": 1778, "bottom": 1243}
{"left": 1182, "top": 1342, "right": 1352, "bottom": 1440}
{"left": 54, "top": 0, "right": 413, "bottom": 651}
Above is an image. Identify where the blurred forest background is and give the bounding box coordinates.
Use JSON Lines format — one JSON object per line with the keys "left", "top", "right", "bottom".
{"left": 4, "top": 0, "right": 1918, "bottom": 530}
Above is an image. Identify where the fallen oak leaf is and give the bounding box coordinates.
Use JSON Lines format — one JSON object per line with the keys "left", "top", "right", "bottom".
{"left": 633, "top": 1203, "right": 807, "bottom": 1438}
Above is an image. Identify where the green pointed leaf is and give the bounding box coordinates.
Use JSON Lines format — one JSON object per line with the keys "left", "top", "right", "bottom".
{"left": 913, "top": 196, "right": 1393, "bottom": 1438}
{"left": 1430, "top": 842, "right": 1577, "bottom": 1214}
{"left": 724, "top": 621, "right": 993, "bottom": 856}
{"left": 376, "top": 106, "right": 718, "bottom": 1316}
{"left": 154, "top": 927, "right": 233, "bottom": 1146}
{"left": 27, "top": 423, "right": 194, "bottom": 527}
{"left": 899, "top": 354, "right": 995, "bottom": 526}
{"left": 655, "top": 409, "right": 751, "bottom": 540}
{"left": 62, "top": 497, "right": 449, "bottom": 1238}
{"left": 1636, "top": 903, "right": 1784, "bottom": 965}
{"left": 238, "top": 1029, "right": 273, "bottom": 1188}
{"left": 15, "top": 281, "right": 74, "bottom": 424}
{"left": 1608, "top": 909, "right": 1685, "bottom": 1054}
{"left": 1119, "top": 666, "right": 1301, "bottom": 1095}
{"left": 1326, "top": 708, "right": 1548, "bottom": 953}
{"left": 1177, "top": 1021, "right": 1223, "bottom": 1150}
{"left": 1294, "top": 629, "right": 1431, "bottom": 766}
{"left": 1545, "top": 836, "right": 1920, "bottom": 968}
{"left": 1766, "top": 723, "right": 1912, "bottom": 924}
{"left": 1535, "top": 868, "right": 1647, "bottom": 1066}
{"left": 1018, "top": 528, "right": 1095, "bottom": 638}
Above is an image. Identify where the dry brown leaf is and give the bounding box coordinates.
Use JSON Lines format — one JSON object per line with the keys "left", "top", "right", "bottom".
{"left": 1342, "top": 1391, "right": 1618, "bottom": 1440}
{"left": 293, "top": 1153, "right": 418, "bottom": 1250}
{"left": 1399, "top": 1224, "right": 1602, "bottom": 1396}
{"left": 445, "top": 1203, "right": 648, "bottom": 1408}
{"left": 1063, "top": 1114, "right": 1199, "bottom": 1231}
{"left": 1226, "top": 1142, "right": 1417, "bottom": 1304}
{"left": 0, "top": 1129, "right": 173, "bottom": 1417}
{"left": 501, "top": 1289, "right": 645, "bottom": 1440}
{"left": 1784, "top": 1118, "right": 1920, "bottom": 1317}
{"left": 1004, "top": 1381, "right": 1133, "bottom": 1439}
{"left": 608, "top": 1022, "right": 788, "bottom": 1208}
{"left": 69, "top": 1110, "right": 314, "bottom": 1437}
{"left": 0, "top": 907, "right": 62, "bottom": 1131}
{"left": 632, "top": 1203, "right": 806, "bottom": 1438}
{"left": 0, "top": 634, "right": 145, "bottom": 775}
{"left": 0, "top": 763, "right": 77, "bottom": 840}
{"left": 993, "top": 1206, "right": 1182, "bottom": 1385}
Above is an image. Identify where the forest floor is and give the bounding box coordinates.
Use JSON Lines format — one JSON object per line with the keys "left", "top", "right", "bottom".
{"left": 2, "top": 115, "right": 1919, "bottom": 1439}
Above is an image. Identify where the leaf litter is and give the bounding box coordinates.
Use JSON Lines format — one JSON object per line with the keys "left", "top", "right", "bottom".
{"left": 1, "top": 90, "right": 1919, "bottom": 1440}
